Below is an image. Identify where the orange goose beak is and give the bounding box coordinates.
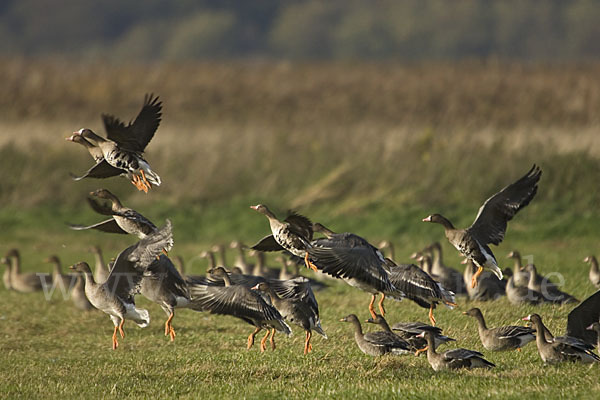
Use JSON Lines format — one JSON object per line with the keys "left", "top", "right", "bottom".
{"left": 522, "top": 315, "right": 531, "bottom": 321}
{"left": 249, "top": 205, "right": 259, "bottom": 211}
{"left": 422, "top": 216, "right": 432, "bottom": 222}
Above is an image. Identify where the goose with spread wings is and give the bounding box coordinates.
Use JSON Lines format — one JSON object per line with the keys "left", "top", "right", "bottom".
{"left": 306, "top": 223, "right": 402, "bottom": 319}
{"left": 68, "top": 94, "right": 162, "bottom": 192}
{"left": 69, "top": 220, "right": 173, "bottom": 350}
{"left": 188, "top": 266, "right": 291, "bottom": 352}
{"left": 423, "top": 164, "right": 542, "bottom": 288}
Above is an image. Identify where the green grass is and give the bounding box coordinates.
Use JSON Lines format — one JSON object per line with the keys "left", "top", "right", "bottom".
{"left": 1, "top": 204, "right": 599, "bottom": 399}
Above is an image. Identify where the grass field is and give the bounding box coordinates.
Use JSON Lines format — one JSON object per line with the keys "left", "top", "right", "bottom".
{"left": 1, "top": 60, "right": 600, "bottom": 398}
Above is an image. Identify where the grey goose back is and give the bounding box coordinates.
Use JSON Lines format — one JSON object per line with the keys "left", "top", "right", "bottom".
{"left": 419, "top": 330, "right": 496, "bottom": 371}
{"left": 463, "top": 308, "right": 535, "bottom": 351}
{"left": 523, "top": 314, "right": 599, "bottom": 364}
{"left": 583, "top": 256, "right": 600, "bottom": 289}
{"left": 340, "top": 314, "right": 411, "bottom": 356}
{"left": 365, "top": 314, "right": 424, "bottom": 354}
{"left": 307, "top": 223, "right": 401, "bottom": 319}
{"left": 423, "top": 164, "right": 542, "bottom": 288}
{"left": 69, "top": 220, "right": 173, "bottom": 349}
{"left": 525, "top": 263, "right": 578, "bottom": 304}
{"left": 188, "top": 266, "right": 291, "bottom": 352}
{"left": 70, "top": 94, "right": 162, "bottom": 192}
{"left": 252, "top": 279, "right": 326, "bottom": 354}
{"left": 250, "top": 205, "right": 317, "bottom": 272}
{"left": 390, "top": 321, "right": 455, "bottom": 352}
{"left": 70, "top": 189, "right": 157, "bottom": 239}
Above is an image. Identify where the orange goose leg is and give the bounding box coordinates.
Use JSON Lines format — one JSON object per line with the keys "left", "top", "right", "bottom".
{"left": 131, "top": 174, "right": 147, "bottom": 193}
{"left": 415, "top": 346, "right": 428, "bottom": 356}
{"left": 304, "top": 253, "right": 318, "bottom": 272}
{"left": 260, "top": 330, "right": 270, "bottom": 353}
{"left": 471, "top": 266, "right": 484, "bottom": 288}
{"left": 140, "top": 170, "right": 152, "bottom": 192}
{"left": 118, "top": 319, "right": 125, "bottom": 338}
{"left": 378, "top": 293, "right": 386, "bottom": 316}
{"left": 269, "top": 329, "right": 276, "bottom": 350}
{"left": 247, "top": 327, "right": 261, "bottom": 349}
{"left": 304, "top": 330, "right": 313, "bottom": 355}
{"left": 368, "top": 294, "right": 377, "bottom": 319}
{"left": 428, "top": 305, "right": 436, "bottom": 326}
{"left": 165, "top": 312, "right": 176, "bottom": 342}
{"left": 112, "top": 325, "right": 119, "bottom": 350}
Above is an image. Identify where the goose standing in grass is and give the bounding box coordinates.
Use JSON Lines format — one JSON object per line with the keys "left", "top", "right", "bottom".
{"left": 583, "top": 256, "right": 600, "bottom": 289}
{"left": 249, "top": 250, "right": 280, "bottom": 279}
{"left": 340, "top": 314, "right": 411, "bottom": 356}
{"left": 70, "top": 189, "right": 157, "bottom": 239}
{"left": 365, "top": 314, "right": 432, "bottom": 354}
{"left": 506, "top": 250, "right": 530, "bottom": 287}
{"left": 505, "top": 271, "right": 543, "bottom": 305}
{"left": 425, "top": 242, "right": 466, "bottom": 295}
{"left": 463, "top": 308, "right": 535, "bottom": 351}
{"left": 390, "top": 321, "right": 455, "bottom": 352}
{"left": 230, "top": 241, "right": 254, "bottom": 274}
{"left": 71, "top": 94, "right": 162, "bottom": 192}
{"left": 211, "top": 244, "right": 229, "bottom": 268}
{"left": 69, "top": 221, "right": 174, "bottom": 350}
{"left": 385, "top": 257, "right": 455, "bottom": 326}
{"left": 307, "top": 223, "right": 402, "bottom": 319}
{"left": 523, "top": 314, "right": 599, "bottom": 363}
{"left": 250, "top": 205, "right": 316, "bottom": 271}
{"left": 89, "top": 246, "right": 110, "bottom": 283}
{"left": 45, "top": 255, "right": 77, "bottom": 291}
{"left": 1, "top": 249, "right": 51, "bottom": 293}
{"left": 525, "top": 264, "right": 578, "bottom": 304}
{"left": 71, "top": 275, "right": 94, "bottom": 311}
{"left": 252, "top": 280, "right": 326, "bottom": 354}
{"left": 418, "top": 330, "right": 496, "bottom": 371}
{"left": 423, "top": 164, "right": 542, "bottom": 288}
{"left": 461, "top": 258, "right": 505, "bottom": 301}
{"left": 188, "top": 266, "right": 291, "bottom": 352}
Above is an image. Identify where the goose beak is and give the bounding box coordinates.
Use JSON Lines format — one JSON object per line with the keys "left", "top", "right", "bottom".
{"left": 587, "top": 324, "right": 595, "bottom": 330}
{"left": 250, "top": 205, "right": 259, "bottom": 211}
{"left": 68, "top": 265, "right": 76, "bottom": 271}
{"left": 250, "top": 284, "right": 260, "bottom": 290}
{"left": 416, "top": 331, "right": 426, "bottom": 338}
{"left": 460, "top": 258, "right": 468, "bottom": 265}
{"left": 461, "top": 311, "right": 467, "bottom": 315}
{"left": 522, "top": 315, "right": 531, "bottom": 321}
{"left": 422, "top": 216, "right": 432, "bottom": 222}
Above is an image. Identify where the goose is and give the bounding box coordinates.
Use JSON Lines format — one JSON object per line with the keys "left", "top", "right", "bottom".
{"left": 70, "top": 189, "right": 157, "bottom": 239}
{"left": 423, "top": 165, "right": 542, "bottom": 288}
{"left": 45, "top": 255, "right": 77, "bottom": 291}
{"left": 230, "top": 241, "right": 254, "bottom": 274}
{"left": 425, "top": 242, "right": 466, "bottom": 295}
{"left": 385, "top": 257, "right": 455, "bottom": 326}
{"left": 390, "top": 321, "right": 455, "bottom": 352}
{"left": 66, "top": 133, "right": 125, "bottom": 182}
{"left": 250, "top": 205, "right": 316, "bottom": 271}
{"left": 463, "top": 308, "right": 535, "bottom": 351}
{"left": 1, "top": 249, "right": 51, "bottom": 293}
{"left": 365, "top": 314, "right": 439, "bottom": 355}
{"left": 306, "top": 223, "right": 401, "bottom": 319}
{"left": 461, "top": 258, "right": 504, "bottom": 301}
{"left": 418, "top": 330, "right": 496, "bottom": 371}
{"left": 583, "top": 256, "right": 600, "bottom": 289}
{"left": 188, "top": 266, "right": 291, "bottom": 352}
{"left": 248, "top": 250, "right": 279, "bottom": 279}
{"left": 72, "top": 94, "right": 162, "bottom": 192}
{"left": 1, "top": 254, "right": 11, "bottom": 290}
{"left": 505, "top": 273, "right": 543, "bottom": 305}
{"left": 523, "top": 314, "right": 599, "bottom": 363}
{"left": 525, "top": 264, "right": 577, "bottom": 304}
{"left": 565, "top": 290, "right": 600, "bottom": 346}
{"left": 89, "top": 245, "right": 110, "bottom": 283}
{"left": 506, "top": 250, "right": 530, "bottom": 287}
{"left": 68, "top": 221, "right": 173, "bottom": 349}
{"left": 340, "top": 314, "right": 411, "bottom": 356}
{"left": 252, "top": 280, "right": 326, "bottom": 354}
{"left": 211, "top": 244, "right": 228, "bottom": 268}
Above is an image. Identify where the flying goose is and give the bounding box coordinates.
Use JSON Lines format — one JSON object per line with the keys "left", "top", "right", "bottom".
{"left": 423, "top": 165, "right": 542, "bottom": 288}
{"left": 71, "top": 94, "right": 162, "bottom": 192}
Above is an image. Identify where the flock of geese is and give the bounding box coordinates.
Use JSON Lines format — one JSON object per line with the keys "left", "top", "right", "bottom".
{"left": 2, "top": 94, "right": 600, "bottom": 372}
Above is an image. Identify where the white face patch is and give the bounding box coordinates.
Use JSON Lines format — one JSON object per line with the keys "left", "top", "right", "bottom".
{"left": 77, "top": 128, "right": 85, "bottom": 134}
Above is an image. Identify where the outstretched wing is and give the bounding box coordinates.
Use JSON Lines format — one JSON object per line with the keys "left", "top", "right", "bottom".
{"left": 102, "top": 94, "right": 162, "bottom": 152}
{"left": 284, "top": 211, "right": 313, "bottom": 240}
{"left": 566, "top": 290, "right": 600, "bottom": 345}
{"left": 127, "top": 220, "right": 174, "bottom": 267}
{"left": 70, "top": 160, "right": 124, "bottom": 181}
{"left": 468, "top": 165, "right": 542, "bottom": 245}
{"left": 250, "top": 235, "right": 284, "bottom": 252}
{"left": 68, "top": 219, "right": 127, "bottom": 235}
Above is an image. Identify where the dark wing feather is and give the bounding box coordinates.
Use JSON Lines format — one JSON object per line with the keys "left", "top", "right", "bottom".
{"left": 387, "top": 262, "right": 443, "bottom": 306}
{"left": 102, "top": 94, "right": 162, "bottom": 152}
{"left": 566, "top": 290, "right": 600, "bottom": 345}
{"left": 127, "top": 220, "right": 174, "bottom": 267}
{"left": 68, "top": 219, "right": 127, "bottom": 234}
{"left": 70, "top": 160, "right": 124, "bottom": 180}
{"left": 250, "top": 235, "right": 284, "bottom": 252}
{"left": 495, "top": 325, "right": 535, "bottom": 338}
{"left": 142, "top": 255, "right": 189, "bottom": 300}
{"left": 308, "top": 234, "right": 393, "bottom": 293}
{"left": 444, "top": 348, "right": 484, "bottom": 360}
{"left": 86, "top": 197, "right": 114, "bottom": 216}
{"left": 468, "top": 165, "right": 542, "bottom": 245}
{"left": 269, "top": 277, "right": 319, "bottom": 317}
{"left": 105, "top": 245, "right": 143, "bottom": 303}
{"left": 116, "top": 209, "right": 158, "bottom": 234}
{"left": 284, "top": 211, "right": 314, "bottom": 240}
{"left": 391, "top": 322, "right": 443, "bottom": 336}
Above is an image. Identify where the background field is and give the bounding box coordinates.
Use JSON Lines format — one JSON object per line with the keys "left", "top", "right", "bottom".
{"left": 1, "top": 60, "right": 600, "bottom": 399}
